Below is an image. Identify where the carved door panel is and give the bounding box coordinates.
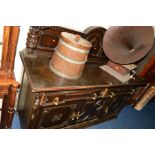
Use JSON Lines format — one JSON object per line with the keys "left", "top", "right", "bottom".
{"left": 68, "top": 98, "right": 112, "bottom": 125}
{"left": 107, "top": 95, "right": 129, "bottom": 114}
{"left": 67, "top": 100, "right": 95, "bottom": 125}
{"left": 36, "top": 104, "right": 77, "bottom": 128}
{"left": 92, "top": 94, "right": 130, "bottom": 119}
{"left": 93, "top": 98, "right": 113, "bottom": 119}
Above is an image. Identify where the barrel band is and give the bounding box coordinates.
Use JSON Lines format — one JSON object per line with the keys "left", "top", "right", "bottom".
{"left": 55, "top": 50, "right": 87, "bottom": 65}
{"left": 59, "top": 39, "right": 89, "bottom": 54}
{"left": 50, "top": 64, "right": 82, "bottom": 80}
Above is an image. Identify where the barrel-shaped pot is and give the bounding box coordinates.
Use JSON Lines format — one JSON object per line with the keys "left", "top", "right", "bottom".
{"left": 50, "top": 32, "right": 92, "bottom": 79}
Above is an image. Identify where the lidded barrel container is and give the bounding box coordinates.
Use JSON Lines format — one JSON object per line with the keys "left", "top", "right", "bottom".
{"left": 50, "top": 32, "right": 92, "bottom": 79}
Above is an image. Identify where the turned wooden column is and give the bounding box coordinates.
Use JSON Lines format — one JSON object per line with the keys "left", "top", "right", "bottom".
{"left": 134, "top": 85, "right": 155, "bottom": 110}
{"left": 5, "top": 83, "right": 18, "bottom": 128}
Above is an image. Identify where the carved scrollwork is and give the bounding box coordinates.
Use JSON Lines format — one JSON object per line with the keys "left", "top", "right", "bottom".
{"left": 31, "top": 26, "right": 86, "bottom": 37}
{"left": 51, "top": 114, "right": 63, "bottom": 122}
{"left": 25, "top": 26, "right": 87, "bottom": 57}
{"left": 25, "top": 26, "right": 106, "bottom": 61}
{"left": 84, "top": 26, "right": 107, "bottom": 57}
{"left": 26, "top": 27, "right": 40, "bottom": 49}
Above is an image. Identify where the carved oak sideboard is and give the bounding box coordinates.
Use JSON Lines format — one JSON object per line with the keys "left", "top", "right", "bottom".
{"left": 17, "top": 26, "right": 148, "bottom": 129}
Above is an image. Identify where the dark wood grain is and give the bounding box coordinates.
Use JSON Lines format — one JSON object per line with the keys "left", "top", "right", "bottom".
{"left": 18, "top": 26, "right": 149, "bottom": 129}
{"left": 20, "top": 52, "right": 146, "bottom": 93}
{"left": 18, "top": 49, "right": 147, "bottom": 128}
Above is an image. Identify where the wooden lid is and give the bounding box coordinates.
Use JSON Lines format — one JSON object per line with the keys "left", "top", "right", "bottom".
{"left": 61, "top": 32, "right": 92, "bottom": 50}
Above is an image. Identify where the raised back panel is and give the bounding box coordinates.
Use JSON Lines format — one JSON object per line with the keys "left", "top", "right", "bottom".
{"left": 136, "top": 38, "right": 155, "bottom": 82}
{"left": 84, "top": 26, "right": 106, "bottom": 58}
{"left": 25, "top": 26, "right": 107, "bottom": 62}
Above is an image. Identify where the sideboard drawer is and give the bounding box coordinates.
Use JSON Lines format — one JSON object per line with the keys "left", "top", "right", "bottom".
{"left": 41, "top": 87, "right": 132, "bottom": 107}
{"left": 42, "top": 89, "right": 105, "bottom": 106}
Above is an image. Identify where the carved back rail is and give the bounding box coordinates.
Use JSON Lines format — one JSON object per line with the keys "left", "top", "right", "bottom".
{"left": 26, "top": 26, "right": 107, "bottom": 63}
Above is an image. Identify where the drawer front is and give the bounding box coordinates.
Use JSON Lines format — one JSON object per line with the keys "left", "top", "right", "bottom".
{"left": 42, "top": 89, "right": 103, "bottom": 106}
{"left": 42, "top": 87, "right": 133, "bottom": 107}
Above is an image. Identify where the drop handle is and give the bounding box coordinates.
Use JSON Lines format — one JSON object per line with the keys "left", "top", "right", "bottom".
{"left": 53, "top": 97, "right": 59, "bottom": 105}
{"left": 131, "top": 89, "right": 135, "bottom": 94}
{"left": 130, "top": 70, "right": 136, "bottom": 80}
{"left": 99, "top": 88, "right": 109, "bottom": 98}
{"left": 91, "top": 93, "right": 97, "bottom": 100}
{"left": 109, "top": 92, "right": 116, "bottom": 98}
{"left": 105, "top": 107, "right": 109, "bottom": 113}
{"left": 71, "top": 111, "right": 80, "bottom": 120}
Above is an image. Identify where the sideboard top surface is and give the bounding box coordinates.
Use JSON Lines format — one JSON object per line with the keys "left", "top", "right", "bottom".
{"left": 20, "top": 51, "right": 146, "bottom": 93}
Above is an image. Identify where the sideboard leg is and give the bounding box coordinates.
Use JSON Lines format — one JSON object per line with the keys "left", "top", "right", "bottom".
{"left": 134, "top": 86, "right": 155, "bottom": 110}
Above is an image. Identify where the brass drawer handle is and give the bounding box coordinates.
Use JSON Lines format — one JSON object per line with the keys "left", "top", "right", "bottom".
{"left": 110, "top": 92, "right": 116, "bottom": 98}
{"left": 53, "top": 97, "right": 59, "bottom": 105}
{"left": 105, "top": 107, "right": 109, "bottom": 113}
{"left": 130, "top": 89, "right": 135, "bottom": 95}
{"left": 99, "top": 88, "right": 109, "bottom": 98}
{"left": 71, "top": 111, "right": 80, "bottom": 120}
{"left": 91, "top": 93, "right": 97, "bottom": 100}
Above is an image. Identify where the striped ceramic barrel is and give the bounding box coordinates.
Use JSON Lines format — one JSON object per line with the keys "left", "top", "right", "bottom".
{"left": 50, "top": 32, "right": 92, "bottom": 79}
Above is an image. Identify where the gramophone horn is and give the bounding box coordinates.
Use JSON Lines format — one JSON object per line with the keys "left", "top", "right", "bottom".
{"left": 103, "top": 26, "right": 154, "bottom": 64}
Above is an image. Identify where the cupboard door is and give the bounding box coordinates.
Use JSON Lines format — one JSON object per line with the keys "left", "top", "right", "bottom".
{"left": 68, "top": 98, "right": 112, "bottom": 125}
{"left": 107, "top": 95, "right": 129, "bottom": 114}
{"left": 67, "top": 100, "right": 96, "bottom": 125}
{"left": 94, "top": 99, "right": 112, "bottom": 118}
{"left": 36, "top": 104, "right": 77, "bottom": 128}
{"left": 34, "top": 89, "right": 131, "bottom": 128}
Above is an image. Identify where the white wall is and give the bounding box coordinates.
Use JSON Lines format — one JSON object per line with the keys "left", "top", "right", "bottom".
{"left": 14, "top": 26, "right": 29, "bottom": 82}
